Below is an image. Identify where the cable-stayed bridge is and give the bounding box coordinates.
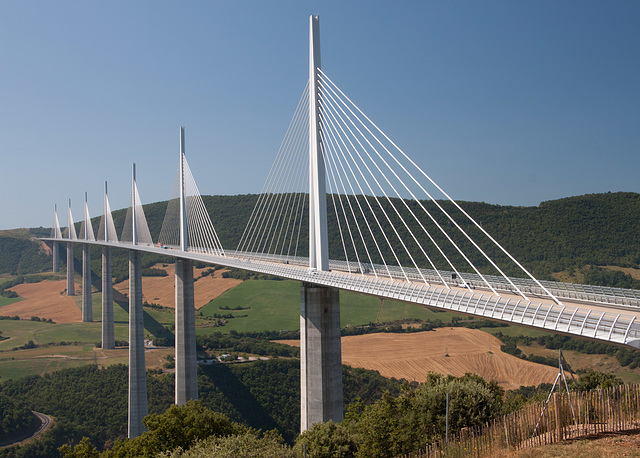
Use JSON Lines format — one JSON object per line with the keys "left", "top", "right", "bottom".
{"left": 42, "top": 15, "right": 640, "bottom": 438}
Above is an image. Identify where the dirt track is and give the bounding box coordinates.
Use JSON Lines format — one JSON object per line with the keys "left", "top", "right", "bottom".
{"left": 277, "top": 328, "right": 558, "bottom": 390}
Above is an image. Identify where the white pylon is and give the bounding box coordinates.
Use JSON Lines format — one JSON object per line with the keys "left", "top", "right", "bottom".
{"left": 308, "top": 14, "right": 329, "bottom": 271}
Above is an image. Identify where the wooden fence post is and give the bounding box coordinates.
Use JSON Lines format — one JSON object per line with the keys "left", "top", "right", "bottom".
{"left": 554, "top": 392, "right": 563, "bottom": 442}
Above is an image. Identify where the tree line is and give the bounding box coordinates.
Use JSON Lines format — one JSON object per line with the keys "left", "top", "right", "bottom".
{"left": 2, "top": 192, "right": 639, "bottom": 289}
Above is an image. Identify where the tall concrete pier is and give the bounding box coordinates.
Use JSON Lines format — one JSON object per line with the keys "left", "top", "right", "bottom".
{"left": 128, "top": 250, "right": 148, "bottom": 438}
{"left": 102, "top": 246, "right": 114, "bottom": 349}
{"left": 66, "top": 243, "right": 75, "bottom": 296}
{"left": 52, "top": 242, "right": 60, "bottom": 272}
{"left": 82, "top": 245, "right": 92, "bottom": 322}
{"left": 300, "top": 284, "right": 343, "bottom": 431}
{"left": 175, "top": 258, "right": 197, "bottom": 405}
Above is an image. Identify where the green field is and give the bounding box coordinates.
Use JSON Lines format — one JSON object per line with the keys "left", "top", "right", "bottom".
{"left": 2, "top": 277, "right": 640, "bottom": 382}
{"left": 0, "top": 296, "right": 22, "bottom": 307}
{"left": 0, "top": 344, "right": 97, "bottom": 380}
{"left": 197, "top": 279, "right": 466, "bottom": 333}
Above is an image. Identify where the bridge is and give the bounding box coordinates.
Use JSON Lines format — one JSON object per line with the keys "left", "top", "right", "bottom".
{"left": 42, "top": 15, "right": 640, "bottom": 439}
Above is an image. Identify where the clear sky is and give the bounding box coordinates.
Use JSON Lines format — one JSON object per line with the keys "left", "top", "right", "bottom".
{"left": 1, "top": 1, "right": 638, "bottom": 230}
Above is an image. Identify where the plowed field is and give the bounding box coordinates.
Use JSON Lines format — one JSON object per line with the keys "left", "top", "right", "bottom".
{"left": 113, "top": 264, "right": 241, "bottom": 309}
{"left": 3, "top": 265, "right": 241, "bottom": 324}
{"left": 4, "top": 280, "right": 80, "bottom": 323}
{"left": 276, "top": 328, "right": 558, "bottom": 390}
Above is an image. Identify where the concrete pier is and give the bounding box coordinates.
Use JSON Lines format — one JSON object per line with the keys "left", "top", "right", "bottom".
{"left": 300, "top": 283, "right": 343, "bottom": 431}
{"left": 52, "top": 241, "right": 60, "bottom": 273}
{"left": 102, "top": 246, "right": 114, "bottom": 350}
{"left": 175, "top": 258, "right": 197, "bottom": 405}
{"left": 128, "top": 250, "right": 148, "bottom": 438}
{"left": 66, "top": 243, "right": 75, "bottom": 296}
{"left": 82, "top": 245, "right": 92, "bottom": 322}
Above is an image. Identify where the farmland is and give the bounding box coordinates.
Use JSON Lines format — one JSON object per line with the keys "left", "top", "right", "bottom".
{"left": 275, "top": 328, "right": 559, "bottom": 390}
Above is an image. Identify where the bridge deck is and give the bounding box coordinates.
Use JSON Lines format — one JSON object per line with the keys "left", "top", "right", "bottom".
{"left": 43, "top": 238, "right": 640, "bottom": 349}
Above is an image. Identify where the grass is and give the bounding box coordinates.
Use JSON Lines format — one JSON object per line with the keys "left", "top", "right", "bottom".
{"left": 2, "top": 276, "right": 640, "bottom": 383}
{"left": 0, "top": 344, "right": 97, "bottom": 380}
{"left": 480, "top": 325, "right": 552, "bottom": 338}
{"left": 198, "top": 280, "right": 301, "bottom": 333}
{"left": 0, "top": 343, "right": 176, "bottom": 381}
{"left": 502, "top": 430, "right": 640, "bottom": 457}
{"left": 197, "top": 279, "right": 468, "bottom": 334}
{"left": 0, "top": 296, "right": 22, "bottom": 308}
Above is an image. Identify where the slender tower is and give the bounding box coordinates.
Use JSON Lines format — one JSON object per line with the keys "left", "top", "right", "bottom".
{"left": 175, "top": 127, "right": 198, "bottom": 405}
{"left": 300, "top": 15, "right": 343, "bottom": 432}
{"left": 308, "top": 15, "right": 329, "bottom": 272}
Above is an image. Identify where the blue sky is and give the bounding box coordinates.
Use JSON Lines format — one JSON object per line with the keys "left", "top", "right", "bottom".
{"left": 1, "top": 1, "right": 638, "bottom": 230}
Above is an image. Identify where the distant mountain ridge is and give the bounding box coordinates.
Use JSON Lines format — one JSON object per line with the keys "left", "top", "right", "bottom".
{"left": 1, "top": 192, "right": 638, "bottom": 287}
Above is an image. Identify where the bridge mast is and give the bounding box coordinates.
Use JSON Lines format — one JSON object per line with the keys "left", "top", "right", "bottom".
{"left": 179, "top": 127, "right": 188, "bottom": 252}
{"left": 309, "top": 14, "right": 329, "bottom": 272}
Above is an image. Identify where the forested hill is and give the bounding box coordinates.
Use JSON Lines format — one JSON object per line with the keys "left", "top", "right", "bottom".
{"left": 1, "top": 192, "right": 639, "bottom": 286}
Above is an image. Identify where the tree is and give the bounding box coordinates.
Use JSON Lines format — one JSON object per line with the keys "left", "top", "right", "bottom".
{"left": 294, "top": 421, "right": 357, "bottom": 458}
{"left": 101, "top": 401, "right": 245, "bottom": 457}
{"left": 578, "top": 370, "right": 623, "bottom": 391}
{"left": 58, "top": 437, "right": 100, "bottom": 458}
{"left": 160, "top": 430, "right": 296, "bottom": 458}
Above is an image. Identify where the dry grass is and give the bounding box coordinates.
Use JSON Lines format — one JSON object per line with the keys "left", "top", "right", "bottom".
{"left": 493, "top": 429, "right": 640, "bottom": 457}
{"left": 276, "top": 328, "right": 559, "bottom": 390}
{"left": 2, "top": 264, "right": 240, "bottom": 324}
{"left": 4, "top": 280, "right": 81, "bottom": 323}
{"left": 552, "top": 264, "right": 640, "bottom": 283}
{"left": 113, "top": 263, "right": 241, "bottom": 309}
{"left": 600, "top": 265, "right": 640, "bottom": 281}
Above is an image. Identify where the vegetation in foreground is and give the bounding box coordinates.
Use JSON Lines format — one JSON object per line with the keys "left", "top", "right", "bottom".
{"left": 55, "top": 370, "right": 628, "bottom": 458}
{"left": 0, "top": 359, "right": 403, "bottom": 457}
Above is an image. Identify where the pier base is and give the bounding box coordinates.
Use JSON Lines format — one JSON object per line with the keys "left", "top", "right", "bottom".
{"left": 52, "top": 241, "right": 59, "bottom": 273}
{"left": 300, "top": 284, "right": 343, "bottom": 432}
{"left": 82, "top": 245, "right": 92, "bottom": 322}
{"left": 128, "top": 250, "right": 148, "bottom": 438}
{"left": 175, "top": 258, "right": 198, "bottom": 405}
{"left": 66, "top": 243, "right": 75, "bottom": 296}
{"left": 102, "top": 246, "right": 114, "bottom": 349}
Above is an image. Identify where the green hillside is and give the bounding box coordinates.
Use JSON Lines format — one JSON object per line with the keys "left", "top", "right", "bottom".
{"left": 2, "top": 192, "right": 638, "bottom": 288}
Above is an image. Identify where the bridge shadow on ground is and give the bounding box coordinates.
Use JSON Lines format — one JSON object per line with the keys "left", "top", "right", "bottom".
{"left": 113, "top": 291, "right": 175, "bottom": 344}
{"left": 197, "top": 363, "right": 289, "bottom": 440}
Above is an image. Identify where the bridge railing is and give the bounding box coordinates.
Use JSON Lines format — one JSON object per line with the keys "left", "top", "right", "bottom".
{"left": 43, "top": 238, "right": 640, "bottom": 348}
{"left": 227, "top": 249, "right": 640, "bottom": 308}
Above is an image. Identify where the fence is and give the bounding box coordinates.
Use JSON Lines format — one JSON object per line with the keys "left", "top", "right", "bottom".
{"left": 400, "top": 384, "right": 640, "bottom": 457}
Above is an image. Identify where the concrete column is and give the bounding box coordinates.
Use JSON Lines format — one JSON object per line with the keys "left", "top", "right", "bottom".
{"left": 52, "top": 242, "right": 60, "bottom": 273}
{"left": 102, "top": 246, "right": 114, "bottom": 350}
{"left": 128, "top": 250, "right": 148, "bottom": 438}
{"left": 300, "top": 283, "right": 343, "bottom": 432}
{"left": 82, "top": 245, "right": 92, "bottom": 322}
{"left": 175, "top": 258, "right": 198, "bottom": 405}
{"left": 66, "top": 243, "right": 75, "bottom": 296}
